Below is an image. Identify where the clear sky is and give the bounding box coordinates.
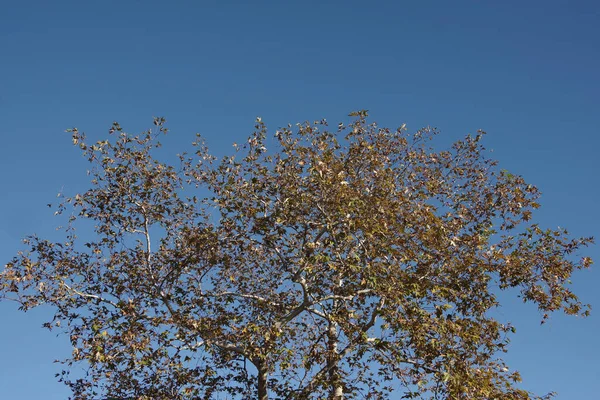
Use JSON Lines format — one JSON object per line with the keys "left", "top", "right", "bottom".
{"left": 1, "top": 0, "right": 598, "bottom": 398}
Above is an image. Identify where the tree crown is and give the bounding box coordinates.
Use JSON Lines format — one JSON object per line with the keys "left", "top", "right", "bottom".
{"left": 2, "top": 113, "right": 593, "bottom": 399}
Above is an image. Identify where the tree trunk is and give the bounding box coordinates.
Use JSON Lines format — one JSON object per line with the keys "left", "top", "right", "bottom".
{"left": 257, "top": 360, "right": 269, "bottom": 400}
{"left": 327, "top": 322, "right": 344, "bottom": 400}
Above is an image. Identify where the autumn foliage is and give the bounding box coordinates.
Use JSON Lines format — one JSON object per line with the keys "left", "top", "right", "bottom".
{"left": 1, "top": 112, "right": 593, "bottom": 399}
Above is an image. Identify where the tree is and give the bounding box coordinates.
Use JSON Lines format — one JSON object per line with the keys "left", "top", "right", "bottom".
{"left": 1, "top": 112, "right": 593, "bottom": 399}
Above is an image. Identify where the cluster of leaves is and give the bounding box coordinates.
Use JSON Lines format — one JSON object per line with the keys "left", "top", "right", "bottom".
{"left": 1, "top": 112, "right": 593, "bottom": 399}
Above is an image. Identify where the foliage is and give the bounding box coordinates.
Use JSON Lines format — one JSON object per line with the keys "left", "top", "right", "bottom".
{"left": 1, "top": 112, "right": 593, "bottom": 399}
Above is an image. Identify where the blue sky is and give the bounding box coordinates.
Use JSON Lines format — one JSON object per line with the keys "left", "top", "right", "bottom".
{"left": 1, "top": 0, "right": 598, "bottom": 398}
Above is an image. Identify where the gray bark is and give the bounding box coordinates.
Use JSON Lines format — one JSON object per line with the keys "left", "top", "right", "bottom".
{"left": 327, "top": 322, "right": 344, "bottom": 400}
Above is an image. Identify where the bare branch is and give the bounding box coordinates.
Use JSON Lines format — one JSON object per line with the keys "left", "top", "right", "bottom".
{"left": 60, "top": 281, "right": 118, "bottom": 308}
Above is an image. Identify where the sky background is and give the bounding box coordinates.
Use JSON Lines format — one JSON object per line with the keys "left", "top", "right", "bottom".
{"left": 1, "top": 0, "right": 598, "bottom": 398}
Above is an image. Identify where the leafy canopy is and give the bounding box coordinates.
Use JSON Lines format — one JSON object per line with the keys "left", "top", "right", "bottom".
{"left": 1, "top": 112, "right": 593, "bottom": 399}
